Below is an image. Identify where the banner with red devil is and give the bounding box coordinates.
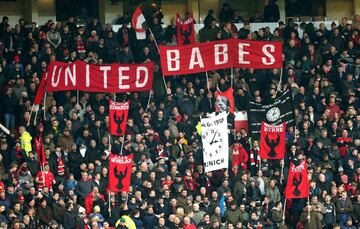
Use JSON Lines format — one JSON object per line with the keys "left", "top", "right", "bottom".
{"left": 285, "top": 161, "right": 310, "bottom": 199}
{"left": 109, "top": 100, "right": 130, "bottom": 136}
{"left": 176, "top": 13, "right": 195, "bottom": 46}
{"left": 109, "top": 153, "right": 133, "bottom": 192}
{"left": 259, "top": 122, "right": 286, "bottom": 159}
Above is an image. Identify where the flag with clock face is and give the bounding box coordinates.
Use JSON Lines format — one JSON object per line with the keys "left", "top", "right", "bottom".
{"left": 248, "top": 90, "right": 295, "bottom": 138}
{"left": 201, "top": 112, "right": 229, "bottom": 172}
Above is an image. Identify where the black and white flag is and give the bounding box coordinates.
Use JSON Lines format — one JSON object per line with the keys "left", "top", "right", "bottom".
{"left": 201, "top": 112, "right": 229, "bottom": 172}
{"left": 248, "top": 90, "right": 295, "bottom": 138}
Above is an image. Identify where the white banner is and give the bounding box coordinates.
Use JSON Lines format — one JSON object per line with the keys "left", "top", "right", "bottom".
{"left": 201, "top": 112, "right": 229, "bottom": 172}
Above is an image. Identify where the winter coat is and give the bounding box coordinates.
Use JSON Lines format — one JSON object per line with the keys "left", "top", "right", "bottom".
{"left": 335, "top": 198, "right": 353, "bottom": 222}
{"left": 37, "top": 205, "right": 53, "bottom": 226}
{"left": 299, "top": 210, "right": 322, "bottom": 229}
{"left": 63, "top": 210, "right": 77, "bottom": 229}
{"left": 265, "top": 186, "right": 281, "bottom": 202}
{"left": 84, "top": 192, "right": 105, "bottom": 215}
{"left": 57, "top": 134, "right": 74, "bottom": 152}
{"left": 75, "top": 179, "right": 94, "bottom": 200}
{"left": 224, "top": 208, "right": 242, "bottom": 225}
{"left": 20, "top": 131, "right": 32, "bottom": 154}
{"left": 270, "top": 208, "right": 283, "bottom": 224}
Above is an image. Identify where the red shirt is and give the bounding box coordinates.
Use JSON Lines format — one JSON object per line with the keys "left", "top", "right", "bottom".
{"left": 36, "top": 171, "right": 55, "bottom": 191}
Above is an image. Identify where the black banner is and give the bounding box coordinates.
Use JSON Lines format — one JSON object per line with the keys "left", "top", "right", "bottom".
{"left": 248, "top": 90, "right": 295, "bottom": 138}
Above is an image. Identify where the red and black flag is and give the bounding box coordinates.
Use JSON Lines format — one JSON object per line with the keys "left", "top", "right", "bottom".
{"left": 34, "top": 136, "right": 46, "bottom": 167}
{"left": 109, "top": 100, "right": 130, "bottom": 136}
{"left": 176, "top": 13, "right": 195, "bottom": 46}
{"left": 215, "top": 86, "right": 234, "bottom": 113}
{"left": 259, "top": 122, "right": 286, "bottom": 159}
{"left": 109, "top": 153, "right": 133, "bottom": 192}
{"left": 285, "top": 161, "right": 310, "bottom": 199}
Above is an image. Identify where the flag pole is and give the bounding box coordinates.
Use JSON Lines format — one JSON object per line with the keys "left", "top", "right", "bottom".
{"left": 33, "top": 109, "right": 38, "bottom": 126}
{"left": 113, "top": 93, "right": 116, "bottom": 101}
{"left": 259, "top": 157, "right": 262, "bottom": 173}
{"left": 280, "top": 160, "right": 285, "bottom": 184}
{"left": 125, "top": 192, "right": 129, "bottom": 206}
{"left": 230, "top": 67, "right": 234, "bottom": 88}
{"left": 120, "top": 136, "right": 125, "bottom": 155}
{"left": 108, "top": 192, "right": 112, "bottom": 217}
{"left": 28, "top": 104, "right": 34, "bottom": 126}
{"left": 205, "top": 71, "right": 210, "bottom": 92}
{"left": 76, "top": 90, "right": 79, "bottom": 107}
{"left": 275, "top": 67, "right": 283, "bottom": 97}
{"left": 148, "top": 27, "right": 168, "bottom": 93}
{"left": 145, "top": 90, "right": 152, "bottom": 112}
{"left": 43, "top": 92, "right": 47, "bottom": 121}
{"left": 307, "top": 196, "right": 311, "bottom": 223}
{"left": 282, "top": 198, "right": 287, "bottom": 225}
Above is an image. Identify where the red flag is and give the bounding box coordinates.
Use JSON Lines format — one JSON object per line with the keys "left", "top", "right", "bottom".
{"left": 109, "top": 153, "right": 133, "bottom": 192}
{"left": 215, "top": 87, "right": 234, "bottom": 113}
{"left": 132, "top": 6, "right": 147, "bottom": 40}
{"left": 34, "top": 136, "right": 46, "bottom": 167}
{"left": 33, "top": 73, "right": 48, "bottom": 105}
{"left": 285, "top": 161, "right": 310, "bottom": 199}
{"left": 234, "top": 111, "right": 248, "bottom": 132}
{"left": 109, "top": 100, "right": 130, "bottom": 136}
{"left": 176, "top": 13, "right": 195, "bottom": 46}
{"left": 259, "top": 122, "right": 286, "bottom": 159}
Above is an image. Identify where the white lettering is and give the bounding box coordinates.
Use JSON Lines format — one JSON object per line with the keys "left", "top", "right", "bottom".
{"left": 51, "top": 66, "right": 62, "bottom": 87}
{"left": 262, "top": 44, "right": 276, "bottom": 65}
{"left": 189, "top": 47, "right": 204, "bottom": 69}
{"left": 167, "top": 50, "right": 180, "bottom": 71}
{"left": 118, "top": 67, "right": 130, "bottom": 90}
{"left": 100, "top": 66, "right": 111, "bottom": 89}
{"left": 64, "top": 65, "right": 76, "bottom": 86}
{"left": 135, "top": 66, "right": 148, "bottom": 88}
{"left": 214, "top": 44, "right": 228, "bottom": 65}
{"left": 238, "top": 43, "right": 250, "bottom": 64}
{"left": 85, "top": 64, "right": 90, "bottom": 87}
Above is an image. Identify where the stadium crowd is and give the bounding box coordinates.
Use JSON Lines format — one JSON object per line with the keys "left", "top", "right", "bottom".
{"left": 0, "top": 1, "right": 359, "bottom": 229}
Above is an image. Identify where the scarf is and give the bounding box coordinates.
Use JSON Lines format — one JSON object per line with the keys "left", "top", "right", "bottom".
{"left": 250, "top": 148, "right": 260, "bottom": 166}
{"left": 76, "top": 39, "right": 86, "bottom": 54}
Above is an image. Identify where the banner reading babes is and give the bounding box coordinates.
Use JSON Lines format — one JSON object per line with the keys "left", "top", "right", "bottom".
{"left": 259, "top": 122, "right": 286, "bottom": 159}
{"left": 109, "top": 154, "right": 133, "bottom": 192}
{"left": 109, "top": 100, "right": 130, "bottom": 136}
{"left": 160, "top": 38, "right": 283, "bottom": 76}
{"left": 285, "top": 161, "right": 310, "bottom": 199}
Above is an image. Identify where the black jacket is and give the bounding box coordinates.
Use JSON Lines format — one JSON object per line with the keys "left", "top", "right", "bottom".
{"left": 63, "top": 210, "right": 78, "bottom": 229}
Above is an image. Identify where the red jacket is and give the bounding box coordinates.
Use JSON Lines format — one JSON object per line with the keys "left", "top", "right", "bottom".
{"left": 184, "top": 224, "right": 197, "bottom": 229}
{"left": 231, "top": 144, "right": 248, "bottom": 169}
{"left": 84, "top": 192, "right": 105, "bottom": 215}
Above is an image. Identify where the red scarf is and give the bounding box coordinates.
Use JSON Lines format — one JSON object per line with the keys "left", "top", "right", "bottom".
{"left": 76, "top": 39, "right": 86, "bottom": 54}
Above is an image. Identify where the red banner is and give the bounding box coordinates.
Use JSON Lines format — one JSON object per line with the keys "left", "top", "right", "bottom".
{"left": 34, "top": 136, "right": 46, "bottom": 167}
{"left": 109, "top": 100, "right": 130, "bottom": 136}
{"left": 215, "top": 87, "right": 234, "bottom": 113}
{"left": 33, "top": 73, "right": 48, "bottom": 105}
{"left": 159, "top": 38, "right": 283, "bottom": 76}
{"left": 45, "top": 60, "right": 154, "bottom": 93}
{"left": 259, "top": 122, "right": 286, "bottom": 159}
{"left": 176, "top": 13, "right": 195, "bottom": 45}
{"left": 109, "top": 154, "right": 133, "bottom": 192}
{"left": 285, "top": 161, "right": 310, "bottom": 199}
